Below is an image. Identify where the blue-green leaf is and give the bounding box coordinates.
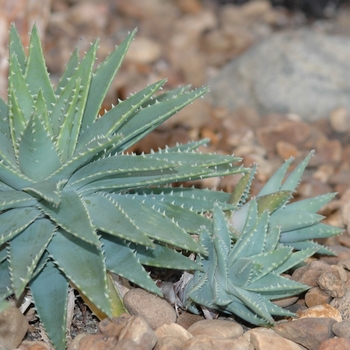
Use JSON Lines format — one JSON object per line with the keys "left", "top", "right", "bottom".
{"left": 101, "top": 234, "right": 161, "bottom": 296}
{"left": 9, "top": 24, "right": 26, "bottom": 74}
{"left": 38, "top": 191, "right": 99, "bottom": 246}
{"left": 25, "top": 25, "right": 56, "bottom": 110}
{"left": 9, "top": 218, "right": 55, "bottom": 297}
{"left": 0, "top": 207, "right": 42, "bottom": 245}
{"left": 48, "top": 229, "right": 111, "bottom": 317}
{"left": 84, "top": 193, "right": 154, "bottom": 248}
{"left": 30, "top": 260, "right": 68, "bottom": 350}
{"left": 18, "top": 113, "right": 61, "bottom": 181}
{"left": 0, "top": 190, "right": 37, "bottom": 211}
{"left": 81, "top": 29, "right": 136, "bottom": 132}
{"left": 108, "top": 193, "right": 205, "bottom": 254}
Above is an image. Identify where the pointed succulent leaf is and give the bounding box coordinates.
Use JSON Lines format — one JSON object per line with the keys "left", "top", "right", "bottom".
{"left": 56, "top": 78, "right": 82, "bottom": 160}
{"left": 0, "top": 260, "right": 12, "bottom": 299}
{"left": 66, "top": 154, "right": 173, "bottom": 190}
{"left": 48, "top": 133, "right": 123, "bottom": 182}
{"left": 288, "top": 240, "right": 336, "bottom": 255}
{"left": 262, "top": 226, "right": 281, "bottom": 254}
{"left": 212, "top": 207, "right": 230, "bottom": 290}
{"left": 226, "top": 283, "right": 274, "bottom": 323}
{"left": 30, "top": 250, "right": 50, "bottom": 280}
{"left": 134, "top": 242, "right": 202, "bottom": 271}
{"left": 113, "top": 87, "right": 209, "bottom": 152}
{"left": 0, "top": 97, "right": 9, "bottom": 138}
{"left": 8, "top": 83, "right": 27, "bottom": 148}
{"left": 229, "top": 210, "right": 270, "bottom": 264}
{"left": 50, "top": 40, "right": 97, "bottom": 139}
{"left": 30, "top": 260, "right": 68, "bottom": 350}
{"left": 187, "top": 271, "right": 217, "bottom": 309}
{"left": 101, "top": 235, "right": 161, "bottom": 296}
{"left": 18, "top": 113, "right": 61, "bottom": 181}
{"left": 133, "top": 187, "right": 235, "bottom": 212}
{"left": 257, "top": 157, "right": 294, "bottom": 196}
{"left": 77, "top": 79, "right": 167, "bottom": 150}
{"left": 0, "top": 246, "right": 6, "bottom": 263}
{"left": 228, "top": 166, "right": 255, "bottom": 206}
{"left": 108, "top": 193, "right": 205, "bottom": 254}
{"left": 55, "top": 48, "right": 79, "bottom": 94}
{"left": 269, "top": 210, "right": 324, "bottom": 232}
{"left": 281, "top": 151, "right": 315, "bottom": 192}
{"left": 25, "top": 25, "right": 56, "bottom": 109}
{"left": 223, "top": 297, "right": 272, "bottom": 325}
{"left": 228, "top": 258, "right": 255, "bottom": 287}
{"left": 229, "top": 199, "right": 256, "bottom": 238}
{"left": 0, "top": 207, "right": 42, "bottom": 245}
{"left": 9, "top": 218, "right": 55, "bottom": 297}
{"left": 84, "top": 193, "right": 154, "bottom": 247}
{"left": 165, "top": 139, "right": 210, "bottom": 153}
{"left": 9, "top": 24, "right": 26, "bottom": 73}
{"left": 145, "top": 152, "right": 242, "bottom": 168}
{"left": 131, "top": 195, "right": 212, "bottom": 233}
{"left": 246, "top": 273, "right": 309, "bottom": 298}
{"left": 280, "top": 223, "right": 343, "bottom": 243}
{"left": 0, "top": 190, "right": 37, "bottom": 211}
{"left": 273, "top": 248, "right": 318, "bottom": 275}
{"left": 8, "top": 53, "right": 34, "bottom": 122}
{"left": 23, "top": 179, "right": 66, "bottom": 206}
{"left": 81, "top": 30, "right": 136, "bottom": 133}
{"left": 78, "top": 164, "right": 212, "bottom": 194}
{"left": 286, "top": 193, "right": 336, "bottom": 212}
{"left": 140, "top": 85, "right": 191, "bottom": 108}
{"left": 65, "top": 42, "right": 99, "bottom": 158}
{"left": 248, "top": 247, "right": 293, "bottom": 282}
{"left": 33, "top": 89, "right": 51, "bottom": 132}
{"left": 256, "top": 190, "right": 292, "bottom": 214}
{"left": 38, "top": 191, "right": 99, "bottom": 246}
{"left": 106, "top": 272, "right": 128, "bottom": 317}
{"left": 49, "top": 229, "right": 111, "bottom": 316}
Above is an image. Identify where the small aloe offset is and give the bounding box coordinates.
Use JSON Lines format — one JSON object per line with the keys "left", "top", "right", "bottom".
{"left": 182, "top": 154, "right": 342, "bottom": 325}
{"left": 0, "top": 25, "right": 247, "bottom": 349}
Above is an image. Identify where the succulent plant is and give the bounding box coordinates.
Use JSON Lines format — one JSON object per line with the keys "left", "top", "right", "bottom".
{"left": 0, "top": 25, "right": 247, "bottom": 349}
{"left": 182, "top": 153, "right": 342, "bottom": 325}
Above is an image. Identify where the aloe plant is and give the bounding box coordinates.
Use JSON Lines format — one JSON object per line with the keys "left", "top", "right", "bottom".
{"left": 0, "top": 25, "right": 247, "bottom": 349}
{"left": 182, "top": 153, "right": 342, "bottom": 325}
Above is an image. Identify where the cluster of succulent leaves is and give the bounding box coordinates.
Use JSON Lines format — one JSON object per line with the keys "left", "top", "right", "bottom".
{"left": 0, "top": 25, "right": 247, "bottom": 349}
{"left": 183, "top": 153, "right": 342, "bottom": 325}
{"left": 0, "top": 25, "right": 341, "bottom": 349}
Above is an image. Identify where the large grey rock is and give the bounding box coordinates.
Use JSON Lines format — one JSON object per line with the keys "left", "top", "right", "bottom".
{"left": 208, "top": 29, "right": 350, "bottom": 121}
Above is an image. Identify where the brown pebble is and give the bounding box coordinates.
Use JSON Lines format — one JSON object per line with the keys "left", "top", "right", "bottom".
{"left": 319, "top": 337, "right": 350, "bottom": 350}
